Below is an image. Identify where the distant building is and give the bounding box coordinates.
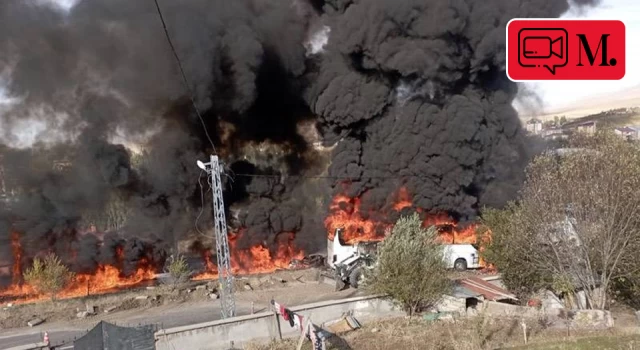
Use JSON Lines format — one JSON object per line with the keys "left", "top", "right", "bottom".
{"left": 614, "top": 126, "right": 638, "bottom": 140}
{"left": 574, "top": 121, "right": 597, "bottom": 134}
{"left": 525, "top": 118, "right": 543, "bottom": 134}
{"left": 542, "top": 127, "right": 568, "bottom": 140}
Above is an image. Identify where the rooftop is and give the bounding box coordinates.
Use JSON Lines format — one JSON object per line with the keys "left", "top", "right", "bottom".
{"left": 453, "top": 276, "right": 517, "bottom": 301}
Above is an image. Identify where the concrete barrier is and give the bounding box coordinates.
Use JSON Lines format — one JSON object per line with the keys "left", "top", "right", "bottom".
{"left": 154, "top": 294, "right": 401, "bottom": 350}
{"left": 482, "top": 300, "right": 540, "bottom": 318}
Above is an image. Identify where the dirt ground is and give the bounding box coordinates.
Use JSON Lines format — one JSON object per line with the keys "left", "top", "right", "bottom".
{"left": 0, "top": 267, "right": 497, "bottom": 330}
{"left": 246, "top": 314, "right": 640, "bottom": 350}
{"left": 0, "top": 268, "right": 338, "bottom": 330}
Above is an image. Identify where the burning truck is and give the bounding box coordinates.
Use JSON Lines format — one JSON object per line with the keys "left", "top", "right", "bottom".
{"left": 327, "top": 227, "right": 481, "bottom": 290}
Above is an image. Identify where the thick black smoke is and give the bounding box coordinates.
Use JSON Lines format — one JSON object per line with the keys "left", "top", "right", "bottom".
{"left": 308, "top": 0, "right": 600, "bottom": 222}
{"left": 0, "top": 0, "right": 600, "bottom": 285}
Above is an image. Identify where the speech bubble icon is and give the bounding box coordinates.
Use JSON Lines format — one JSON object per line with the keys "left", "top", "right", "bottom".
{"left": 518, "top": 28, "right": 568, "bottom": 75}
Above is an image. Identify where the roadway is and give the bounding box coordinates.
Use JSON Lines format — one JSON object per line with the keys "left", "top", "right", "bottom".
{"left": 0, "top": 281, "right": 357, "bottom": 349}
{"left": 0, "top": 302, "right": 247, "bottom": 349}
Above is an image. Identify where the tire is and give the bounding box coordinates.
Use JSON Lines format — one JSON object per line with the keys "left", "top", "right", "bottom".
{"left": 454, "top": 258, "right": 468, "bottom": 271}
{"left": 349, "top": 267, "right": 364, "bottom": 289}
{"left": 334, "top": 269, "right": 346, "bottom": 291}
{"left": 335, "top": 278, "right": 346, "bottom": 291}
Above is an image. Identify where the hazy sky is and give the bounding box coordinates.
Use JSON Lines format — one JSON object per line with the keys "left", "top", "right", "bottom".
{"left": 523, "top": 0, "right": 640, "bottom": 111}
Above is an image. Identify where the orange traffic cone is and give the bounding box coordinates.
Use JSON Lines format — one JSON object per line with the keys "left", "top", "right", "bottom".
{"left": 43, "top": 331, "right": 49, "bottom": 345}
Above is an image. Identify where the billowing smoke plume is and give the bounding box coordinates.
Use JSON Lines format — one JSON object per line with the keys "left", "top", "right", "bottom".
{"left": 0, "top": 0, "right": 601, "bottom": 284}
{"left": 307, "top": 0, "right": 600, "bottom": 222}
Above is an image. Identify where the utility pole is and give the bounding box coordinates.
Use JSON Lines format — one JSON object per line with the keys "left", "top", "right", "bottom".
{"left": 197, "top": 155, "right": 235, "bottom": 318}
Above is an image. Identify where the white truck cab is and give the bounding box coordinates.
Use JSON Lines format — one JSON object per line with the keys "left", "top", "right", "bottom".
{"left": 328, "top": 228, "right": 481, "bottom": 272}
{"left": 442, "top": 244, "right": 481, "bottom": 270}
{"left": 327, "top": 228, "right": 377, "bottom": 268}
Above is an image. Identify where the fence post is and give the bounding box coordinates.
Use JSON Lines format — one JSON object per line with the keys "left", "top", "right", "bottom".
{"left": 296, "top": 316, "right": 312, "bottom": 350}
{"left": 271, "top": 301, "right": 283, "bottom": 341}
{"left": 273, "top": 310, "right": 283, "bottom": 340}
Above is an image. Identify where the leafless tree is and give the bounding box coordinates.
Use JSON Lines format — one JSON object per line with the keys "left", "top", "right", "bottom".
{"left": 79, "top": 192, "right": 129, "bottom": 232}
{"left": 484, "top": 132, "right": 640, "bottom": 309}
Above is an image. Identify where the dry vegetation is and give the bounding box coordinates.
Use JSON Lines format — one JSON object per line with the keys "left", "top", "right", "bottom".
{"left": 560, "top": 108, "right": 640, "bottom": 129}
{"left": 23, "top": 253, "right": 75, "bottom": 301}
{"left": 483, "top": 132, "right": 640, "bottom": 308}
{"left": 246, "top": 316, "right": 640, "bottom": 350}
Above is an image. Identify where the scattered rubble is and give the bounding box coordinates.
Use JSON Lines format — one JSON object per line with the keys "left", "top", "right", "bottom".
{"left": 27, "top": 318, "right": 44, "bottom": 327}
{"left": 86, "top": 304, "right": 97, "bottom": 314}
{"left": 289, "top": 255, "right": 325, "bottom": 270}
{"left": 571, "top": 310, "right": 614, "bottom": 329}
{"left": 77, "top": 311, "right": 91, "bottom": 319}
{"left": 325, "top": 316, "right": 361, "bottom": 333}
{"left": 104, "top": 306, "right": 117, "bottom": 313}
{"left": 244, "top": 283, "right": 253, "bottom": 291}
{"left": 135, "top": 296, "right": 149, "bottom": 300}
{"left": 209, "top": 293, "right": 219, "bottom": 300}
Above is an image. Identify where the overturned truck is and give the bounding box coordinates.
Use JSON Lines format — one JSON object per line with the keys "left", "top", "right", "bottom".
{"left": 327, "top": 228, "right": 481, "bottom": 290}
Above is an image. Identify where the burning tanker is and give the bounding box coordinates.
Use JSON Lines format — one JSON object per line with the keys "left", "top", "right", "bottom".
{"left": 0, "top": 0, "right": 600, "bottom": 302}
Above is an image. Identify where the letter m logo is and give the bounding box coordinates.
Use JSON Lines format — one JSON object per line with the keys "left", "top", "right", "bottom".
{"left": 576, "top": 34, "right": 612, "bottom": 67}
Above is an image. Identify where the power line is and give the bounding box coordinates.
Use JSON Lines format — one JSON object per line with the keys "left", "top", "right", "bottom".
{"left": 194, "top": 169, "right": 212, "bottom": 238}
{"left": 230, "top": 173, "right": 430, "bottom": 180}
{"left": 153, "top": 0, "right": 216, "bottom": 153}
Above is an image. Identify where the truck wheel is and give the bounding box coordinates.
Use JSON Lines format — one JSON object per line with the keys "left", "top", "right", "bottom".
{"left": 454, "top": 258, "right": 468, "bottom": 271}
{"left": 349, "top": 267, "right": 363, "bottom": 289}
{"left": 335, "top": 278, "right": 346, "bottom": 291}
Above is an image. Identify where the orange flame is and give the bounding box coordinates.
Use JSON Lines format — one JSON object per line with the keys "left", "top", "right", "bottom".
{"left": 393, "top": 187, "right": 412, "bottom": 211}
{"left": 1, "top": 261, "right": 156, "bottom": 304}
{"left": 193, "top": 231, "right": 304, "bottom": 280}
{"left": 1, "top": 233, "right": 158, "bottom": 304}
{"left": 324, "top": 193, "right": 382, "bottom": 244}
{"left": 2, "top": 228, "right": 305, "bottom": 302}
{"left": 325, "top": 187, "right": 491, "bottom": 252}
{"left": 10, "top": 232, "right": 22, "bottom": 285}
